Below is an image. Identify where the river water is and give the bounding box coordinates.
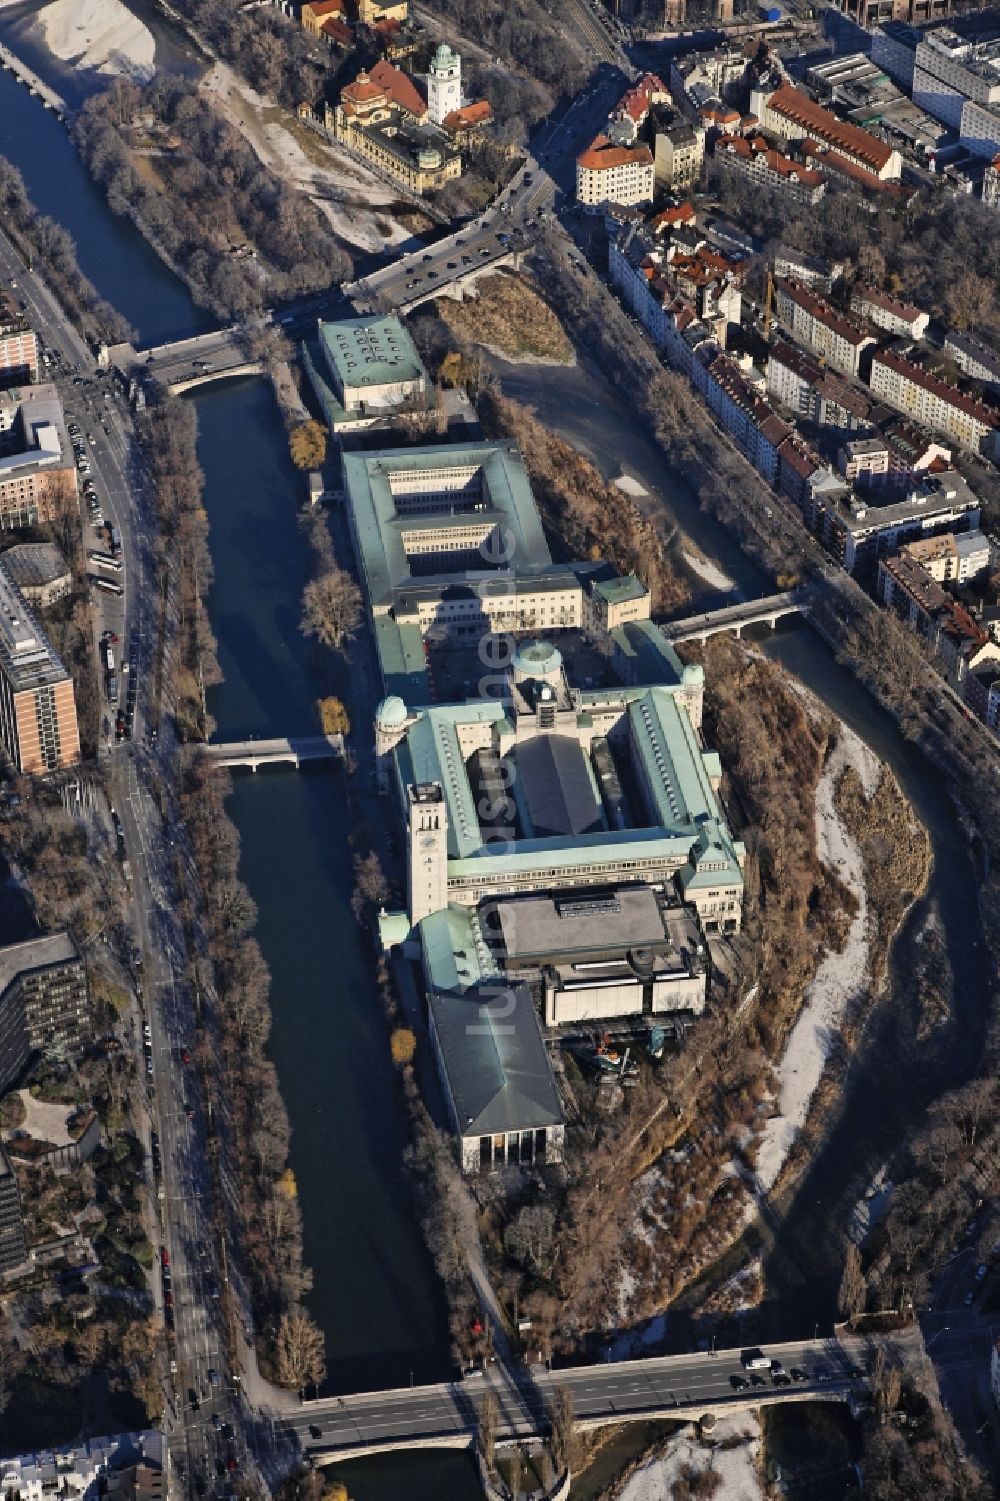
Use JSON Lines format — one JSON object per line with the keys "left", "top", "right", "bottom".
{"left": 0, "top": 47, "right": 991, "bottom": 1496}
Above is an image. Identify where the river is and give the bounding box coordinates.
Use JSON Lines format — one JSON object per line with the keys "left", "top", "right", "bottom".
{"left": 0, "top": 40, "right": 991, "bottom": 1498}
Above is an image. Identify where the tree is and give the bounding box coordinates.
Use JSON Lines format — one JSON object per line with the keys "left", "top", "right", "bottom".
{"left": 477, "top": 1388, "right": 498, "bottom": 1471}
{"left": 390, "top": 1027, "right": 416, "bottom": 1067}
{"left": 548, "top": 1384, "right": 575, "bottom": 1473}
{"left": 871, "top": 1342, "right": 902, "bottom": 1426}
{"left": 316, "top": 696, "right": 350, "bottom": 736}
{"left": 855, "top": 244, "right": 885, "bottom": 287}
{"left": 275, "top": 1306, "right": 326, "bottom": 1393}
{"left": 289, "top": 420, "right": 327, "bottom": 470}
{"left": 947, "top": 271, "right": 994, "bottom": 333}
{"left": 504, "top": 1204, "right": 556, "bottom": 1281}
{"left": 838, "top": 1242, "right": 866, "bottom": 1323}
{"left": 300, "top": 568, "right": 362, "bottom": 653}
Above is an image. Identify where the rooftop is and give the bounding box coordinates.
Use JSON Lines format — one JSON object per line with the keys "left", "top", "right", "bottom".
{"left": 318, "top": 314, "right": 426, "bottom": 393}
{"left": 775, "top": 277, "right": 873, "bottom": 349}
{"left": 765, "top": 83, "right": 897, "bottom": 173}
{"left": 873, "top": 347, "right": 1000, "bottom": 428}
{"left": 0, "top": 561, "right": 74, "bottom": 694}
{"left": 425, "top": 974, "right": 564, "bottom": 1137}
{"left": 0, "top": 933, "right": 79, "bottom": 997}
{"left": 578, "top": 134, "right": 654, "bottom": 172}
{"left": 1, "top": 542, "right": 70, "bottom": 591}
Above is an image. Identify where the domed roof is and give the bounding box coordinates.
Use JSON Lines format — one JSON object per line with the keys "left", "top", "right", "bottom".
{"left": 512, "top": 640, "right": 562, "bottom": 677}
{"left": 433, "top": 42, "right": 455, "bottom": 62}
{"left": 376, "top": 695, "right": 408, "bottom": 728}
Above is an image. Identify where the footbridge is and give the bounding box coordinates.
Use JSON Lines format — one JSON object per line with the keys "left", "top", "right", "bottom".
{"left": 662, "top": 590, "right": 806, "bottom": 644}
{"left": 0, "top": 43, "right": 68, "bottom": 118}
{"left": 273, "top": 1335, "right": 871, "bottom": 1462}
{"left": 203, "top": 735, "right": 343, "bottom": 770}
{"left": 106, "top": 327, "right": 259, "bottom": 394}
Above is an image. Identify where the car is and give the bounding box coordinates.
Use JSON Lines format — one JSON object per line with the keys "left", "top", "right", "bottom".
{"left": 208, "top": 1368, "right": 221, "bottom": 1387}
{"left": 308, "top": 1423, "right": 323, "bottom": 1439}
{"left": 772, "top": 1372, "right": 791, "bottom": 1387}
{"left": 447, "top": 261, "right": 457, "bottom": 270}
{"left": 211, "top": 1414, "right": 222, "bottom": 1430}
{"left": 181, "top": 1047, "right": 191, "bottom": 1065}
{"left": 848, "top": 1365, "right": 864, "bottom": 1380}
{"left": 964, "top": 1289, "right": 975, "bottom": 1306}
{"left": 426, "top": 269, "right": 437, "bottom": 278}
{"left": 815, "top": 1367, "right": 832, "bottom": 1382}
{"left": 227, "top": 1458, "right": 237, "bottom": 1474}
{"left": 422, "top": 253, "right": 432, "bottom": 262}
{"left": 164, "top": 1290, "right": 173, "bottom": 1309}
{"left": 729, "top": 1374, "right": 748, "bottom": 1391}
{"left": 750, "top": 1373, "right": 767, "bottom": 1388}
{"left": 790, "top": 1368, "right": 807, "bottom": 1383}
{"left": 976, "top": 1263, "right": 988, "bottom": 1280}
{"left": 146, "top": 1057, "right": 154, "bottom": 1077}
{"left": 770, "top": 1361, "right": 785, "bottom": 1375}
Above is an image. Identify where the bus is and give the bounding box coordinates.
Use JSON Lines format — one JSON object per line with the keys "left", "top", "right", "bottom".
{"left": 91, "top": 575, "right": 124, "bottom": 596}
{"left": 107, "top": 672, "right": 118, "bottom": 707}
{"left": 88, "top": 551, "right": 123, "bottom": 573}
{"left": 109, "top": 524, "right": 122, "bottom": 558}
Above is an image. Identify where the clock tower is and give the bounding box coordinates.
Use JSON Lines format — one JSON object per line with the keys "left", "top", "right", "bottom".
{"left": 427, "top": 43, "right": 461, "bottom": 126}
{"left": 407, "top": 782, "right": 448, "bottom": 924}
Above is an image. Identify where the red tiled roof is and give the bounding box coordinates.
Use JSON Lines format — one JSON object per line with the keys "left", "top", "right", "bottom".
{"left": 617, "top": 73, "right": 667, "bottom": 122}
{"left": 443, "top": 100, "right": 492, "bottom": 133}
{"left": 577, "top": 134, "right": 653, "bottom": 172}
{"left": 852, "top": 284, "right": 924, "bottom": 324}
{"left": 342, "top": 71, "right": 384, "bottom": 106}
{"left": 369, "top": 58, "right": 425, "bottom": 118}
{"left": 321, "top": 16, "right": 353, "bottom": 43}
{"left": 776, "top": 276, "right": 871, "bottom": 348}
{"left": 766, "top": 84, "right": 894, "bottom": 173}
{"left": 650, "top": 202, "right": 696, "bottom": 230}
{"left": 305, "top": 0, "right": 344, "bottom": 15}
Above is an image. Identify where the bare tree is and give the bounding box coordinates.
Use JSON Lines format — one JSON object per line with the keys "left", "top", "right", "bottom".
{"left": 871, "top": 1342, "right": 902, "bottom": 1426}
{"left": 838, "top": 1242, "right": 866, "bottom": 1324}
{"left": 275, "top": 1306, "right": 326, "bottom": 1394}
{"left": 477, "top": 1388, "right": 498, "bottom": 1472}
{"left": 548, "top": 1384, "right": 575, "bottom": 1474}
{"left": 300, "top": 568, "right": 362, "bottom": 653}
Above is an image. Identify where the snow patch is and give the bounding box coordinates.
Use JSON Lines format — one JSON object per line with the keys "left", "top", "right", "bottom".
{"left": 619, "top": 1412, "right": 764, "bottom": 1501}
{"left": 36, "top": 0, "right": 155, "bottom": 80}
{"left": 613, "top": 473, "right": 650, "bottom": 498}
{"left": 682, "top": 548, "right": 735, "bottom": 592}
{"left": 755, "top": 722, "right": 875, "bottom": 1192}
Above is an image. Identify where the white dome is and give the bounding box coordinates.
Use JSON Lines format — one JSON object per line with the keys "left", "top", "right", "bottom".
{"left": 512, "top": 640, "right": 562, "bottom": 679}
{"left": 376, "top": 695, "right": 408, "bottom": 729}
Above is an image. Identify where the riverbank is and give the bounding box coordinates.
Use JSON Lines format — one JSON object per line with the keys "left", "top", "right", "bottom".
{"left": 34, "top": 0, "right": 155, "bottom": 81}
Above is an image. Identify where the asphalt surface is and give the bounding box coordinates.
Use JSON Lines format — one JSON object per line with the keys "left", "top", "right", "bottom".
{"left": 280, "top": 1337, "right": 872, "bottom": 1454}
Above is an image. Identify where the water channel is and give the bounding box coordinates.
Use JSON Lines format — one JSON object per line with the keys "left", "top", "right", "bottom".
{"left": 0, "top": 45, "right": 991, "bottom": 1497}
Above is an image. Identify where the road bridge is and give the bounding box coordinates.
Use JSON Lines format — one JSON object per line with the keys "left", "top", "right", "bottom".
{"left": 273, "top": 1335, "right": 870, "bottom": 1461}
{"left": 202, "top": 735, "right": 344, "bottom": 770}
{"left": 661, "top": 591, "right": 806, "bottom": 644}
{"left": 0, "top": 42, "right": 68, "bottom": 117}
{"left": 346, "top": 160, "right": 552, "bottom": 314}
{"left": 107, "top": 327, "right": 260, "bottom": 394}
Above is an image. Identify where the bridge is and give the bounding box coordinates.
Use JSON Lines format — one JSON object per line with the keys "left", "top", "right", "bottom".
{"left": 106, "top": 328, "right": 259, "bottom": 394}
{"left": 345, "top": 159, "right": 552, "bottom": 314}
{"left": 203, "top": 735, "right": 344, "bottom": 770}
{"left": 662, "top": 591, "right": 806, "bottom": 644}
{"left": 0, "top": 42, "right": 68, "bottom": 118}
{"left": 271, "top": 1335, "right": 871, "bottom": 1462}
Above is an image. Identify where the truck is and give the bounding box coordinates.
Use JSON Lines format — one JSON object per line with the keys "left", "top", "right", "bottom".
{"left": 741, "top": 1348, "right": 771, "bottom": 1370}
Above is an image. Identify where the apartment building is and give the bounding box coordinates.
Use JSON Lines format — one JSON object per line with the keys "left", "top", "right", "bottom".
{"left": 717, "top": 135, "right": 826, "bottom": 203}
{"left": 869, "top": 348, "right": 1000, "bottom": 454}
{"left": 702, "top": 353, "right": 791, "bottom": 485}
{"left": 878, "top": 548, "right": 995, "bottom": 680}
{"left": 824, "top": 470, "right": 981, "bottom": 572}
{"left": 773, "top": 279, "right": 876, "bottom": 378}
{"left": 0, "top": 933, "right": 90, "bottom": 1097}
{"left": 576, "top": 135, "right": 655, "bottom": 208}
{"left": 0, "top": 384, "right": 76, "bottom": 529}
{"left": 983, "top": 154, "right": 1000, "bottom": 204}
{"left": 903, "top": 528, "right": 992, "bottom": 583}
{"left": 670, "top": 45, "right": 749, "bottom": 121}
{"left": 839, "top": 437, "right": 891, "bottom": 482}
{"left": 752, "top": 83, "right": 902, "bottom": 180}
{"left": 943, "top": 329, "right": 1000, "bottom": 392}
{"left": 0, "top": 1145, "right": 26, "bottom": 1272}
{"left": 654, "top": 121, "right": 705, "bottom": 189}
{"left": 0, "top": 297, "right": 38, "bottom": 390}
{"left": 772, "top": 244, "right": 844, "bottom": 291}
{"left": 850, "top": 284, "right": 929, "bottom": 337}
{"left": 0, "top": 559, "right": 80, "bottom": 774}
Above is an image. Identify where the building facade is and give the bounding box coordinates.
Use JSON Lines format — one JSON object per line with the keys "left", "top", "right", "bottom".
{"left": 0, "top": 560, "right": 79, "bottom": 774}
{"left": 0, "top": 297, "right": 38, "bottom": 390}
{"left": 850, "top": 284, "right": 929, "bottom": 337}
{"left": 654, "top": 122, "right": 705, "bottom": 189}
{"left": 576, "top": 136, "right": 655, "bottom": 207}
{"left": 717, "top": 135, "right": 826, "bottom": 203}
{"left": 869, "top": 348, "right": 1000, "bottom": 454}
{"left": 0, "top": 933, "right": 90, "bottom": 1097}
{"left": 774, "top": 278, "right": 875, "bottom": 378}
{"left": 752, "top": 84, "right": 902, "bottom": 179}
{"left": 0, "top": 1145, "right": 26, "bottom": 1273}
{"left": 0, "top": 384, "right": 76, "bottom": 530}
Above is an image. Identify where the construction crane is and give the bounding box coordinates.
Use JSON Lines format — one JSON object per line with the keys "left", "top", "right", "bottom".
{"left": 763, "top": 269, "right": 774, "bottom": 341}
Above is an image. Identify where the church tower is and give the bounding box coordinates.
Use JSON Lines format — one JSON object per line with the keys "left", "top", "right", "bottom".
{"left": 427, "top": 43, "right": 461, "bottom": 125}
{"left": 407, "top": 783, "right": 448, "bottom": 924}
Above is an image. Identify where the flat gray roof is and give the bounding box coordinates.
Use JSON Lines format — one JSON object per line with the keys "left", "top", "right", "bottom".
{"left": 492, "top": 885, "right": 668, "bottom": 962}
{"left": 2, "top": 543, "right": 70, "bottom": 589}
{"left": 0, "top": 932, "right": 79, "bottom": 996}
{"left": 0, "top": 562, "right": 73, "bottom": 694}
